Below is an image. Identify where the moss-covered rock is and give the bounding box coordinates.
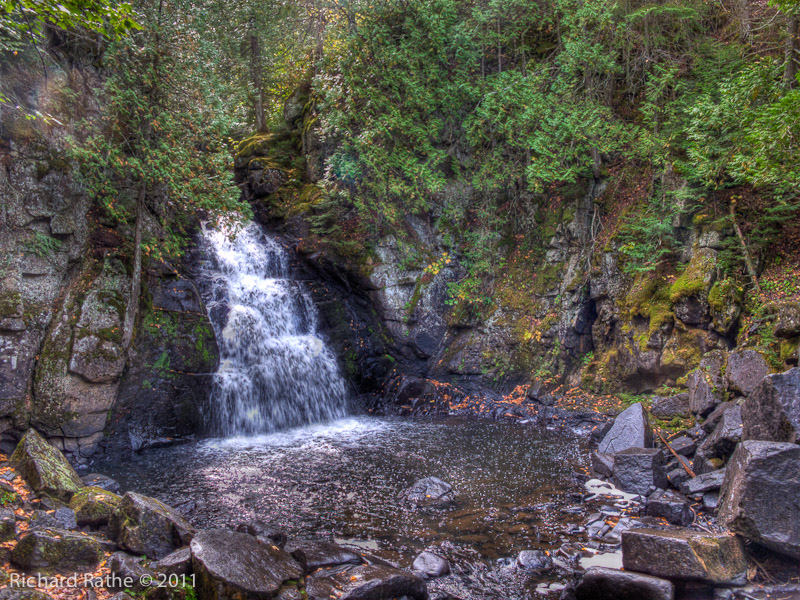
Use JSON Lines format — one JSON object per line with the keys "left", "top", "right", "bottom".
{"left": 109, "top": 492, "right": 195, "bottom": 559}
{"left": 11, "top": 528, "right": 104, "bottom": 572}
{"left": 69, "top": 485, "right": 121, "bottom": 526}
{"left": 10, "top": 429, "right": 84, "bottom": 501}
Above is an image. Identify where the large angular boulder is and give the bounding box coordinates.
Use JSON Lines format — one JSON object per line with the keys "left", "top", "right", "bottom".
{"left": 687, "top": 351, "right": 725, "bottom": 417}
{"left": 575, "top": 566, "right": 674, "bottom": 600}
{"left": 400, "top": 477, "right": 456, "bottom": 509}
{"left": 645, "top": 490, "right": 692, "bottom": 526}
{"left": 725, "top": 350, "right": 768, "bottom": 396}
{"left": 702, "top": 401, "right": 733, "bottom": 433}
{"left": 109, "top": 492, "right": 195, "bottom": 559}
{"left": 679, "top": 469, "right": 726, "bottom": 496}
{"left": 693, "top": 405, "right": 743, "bottom": 474}
{"left": 742, "top": 367, "right": 800, "bottom": 443}
{"left": 305, "top": 564, "right": 428, "bottom": 600}
{"left": 191, "top": 528, "right": 303, "bottom": 600}
{"left": 69, "top": 486, "right": 121, "bottom": 526}
{"left": 109, "top": 552, "right": 156, "bottom": 592}
{"left": 10, "top": 429, "right": 83, "bottom": 501}
{"left": 29, "top": 508, "right": 77, "bottom": 531}
{"left": 718, "top": 440, "right": 800, "bottom": 558}
{"left": 774, "top": 302, "right": 800, "bottom": 338}
{"left": 621, "top": 528, "right": 747, "bottom": 585}
{"left": 598, "top": 403, "right": 653, "bottom": 454}
{"left": 152, "top": 547, "right": 192, "bottom": 577}
{"left": 613, "top": 448, "right": 667, "bottom": 495}
{"left": 651, "top": 394, "right": 689, "bottom": 419}
{"left": 12, "top": 528, "right": 104, "bottom": 572}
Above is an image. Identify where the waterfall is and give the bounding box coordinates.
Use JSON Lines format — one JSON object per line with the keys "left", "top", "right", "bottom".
{"left": 196, "top": 221, "right": 348, "bottom": 436}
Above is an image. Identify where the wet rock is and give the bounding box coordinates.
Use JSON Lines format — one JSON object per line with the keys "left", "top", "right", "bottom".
{"left": 109, "top": 552, "right": 155, "bottom": 592}
{"left": 0, "top": 508, "right": 16, "bottom": 542}
{"left": 645, "top": 490, "right": 693, "bottom": 526}
{"left": 284, "top": 539, "right": 362, "bottom": 571}
{"left": 613, "top": 448, "right": 667, "bottom": 495}
{"left": 29, "top": 507, "right": 77, "bottom": 530}
{"left": 688, "top": 351, "right": 725, "bottom": 417}
{"left": 591, "top": 452, "right": 614, "bottom": 478}
{"left": 12, "top": 528, "right": 104, "bottom": 572}
{"left": 666, "top": 467, "right": 690, "bottom": 489}
{"left": 306, "top": 564, "right": 428, "bottom": 600}
{"left": 10, "top": 429, "right": 83, "bottom": 501}
{"left": 413, "top": 551, "right": 450, "bottom": 577}
{"left": 109, "top": 492, "right": 195, "bottom": 559}
{"left": 235, "top": 520, "right": 288, "bottom": 548}
{"left": 621, "top": 527, "right": 747, "bottom": 585}
{"left": 69, "top": 486, "right": 120, "bottom": 526}
{"left": 400, "top": 477, "right": 456, "bottom": 508}
{"left": 680, "top": 469, "right": 726, "bottom": 496}
{"left": 81, "top": 473, "right": 121, "bottom": 494}
{"left": 598, "top": 403, "right": 653, "bottom": 454}
{"left": 742, "top": 367, "right": 800, "bottom": 443}
{"left": 725, "top": 350, "right": 769, "bottom": 397}
{"left": 718, "top": 440, "right": 800, "bottom": 559}
{"left": 152, "top": 547, "right": 192, "bottom": 576}
{"left": 702, "top": 402, "right": 733, "bottom": 433}
{"left": 575, "top": 566, "right": 674, "bottom": 600}
{"left": 651, "top": 394, "right": 690, "bottom": 419}
{"left": 702, "top": 492, "right": 719, "bottom": 511}
{"left": 694, "top": 405, "right": 743, "bottom": 474}
{"left": 514, "top": 550, "right": 551, "bottom": 572}
{"left": 191, "top": 528, "right": 303, "bottom": 600}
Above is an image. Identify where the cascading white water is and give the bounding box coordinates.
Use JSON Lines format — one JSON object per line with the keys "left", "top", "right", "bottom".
{"left": 197, "top": 221, "right": 348, "bottom": 436}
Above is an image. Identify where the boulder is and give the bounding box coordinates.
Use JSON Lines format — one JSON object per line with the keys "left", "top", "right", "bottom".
{"left": 742, "top": 367, "right": 800, "bottom": 443}
{"left": 687, "top": 351, "right": 725, "bottom": 417}
{"left": 597, "top": 403, "right": 653, "bottom": 454}
{"left": 235, "top": 520, "right": 288, "bottom": 548}
{"left": 666, "top": 467, "right": 690, "bottom": 489}
{"left": 718, "top": 440, "right": 800, "bottom": 558}
{"left": 413, "top": 551, "right": 450, "bottom": 577}
{"left": 81, "top": 473, "right": 121, "bottom": 494}
{"left": 152, "top": 547, "right": 192, "bottom": 576}
{"left": 725, "top": 350, "right": 769, "bottom": 396}
{"left": 29, "top": 507, "right": 77, "bottom": 530}
{"left": 702, "top": 402, "right": 733, "bottom": 433}
{"left": 575, "top": 566, "right": 674, "bottom": 600}
{"left": 12, "top": 528, "right": 104, "bottom": 572}
{"left": 645, "top": 490, "right": 692, "bottom": 526}
{"left": 591, "top": 452, "right": 614, "bottom": 478}
{"left": 10, "top": 429, "right": 83, "bottom": 501}
{"left": 668, "top": 436, "right": 696, "bottom": 456}
{"left": 306, "top": 565, "right": 428, "bottom": 600}
{"left": 284, "top": 539, "right": 362, "bottom": 571}
{"left": 621, "top": 528, "right": 747, "bottom": 585}
{"left": 651, "top": 394, "right": 690, "bottom": 419}
{"left": 774, "top": 302, "right": 800, "bottom": 338}
{"left": 613, "top": 448, "right": 667, "bottom": 495}
{"left": 693, "top": 405, "right": 743, "bottom": 474}
{"left": 109, "top": 552, "right": 156, "bottom": 592}
{"left": 69, "top": 486, "right": 121, "bottom": 526}
{"left": 192, "top": 529, "right": 304, "bottom": 600}
{"left": 109, "top": 492, "right": 195, "bottom": 559}
{"left": 680, "top": 469, "right": 726, "bottom": 496}
{"left": 0, "top": 507, "right": 16, "bottom": 542}
{"left": 400, "top": 477, "right": 456, "bottom": 508}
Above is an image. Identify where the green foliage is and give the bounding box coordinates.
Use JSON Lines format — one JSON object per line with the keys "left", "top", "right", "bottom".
{"left": 0, "top": 489, "right": 17, "bottom": 506}
{"left": 24, "top": 231, "right": 62, "bottom": 258}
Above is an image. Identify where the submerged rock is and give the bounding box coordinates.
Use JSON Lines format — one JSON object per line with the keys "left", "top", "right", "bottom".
{"left": 400, "top": 477, "right": 456, "bottom": 508}
{"left": 284, "top": 539, "right": 362, "bottom": 571}
{"left": 742, "top": 367, "right": 800, "bottom": 443}
{"left": 12, "top": 528, "right": 104, "bottom": 572}
{"left": 575, "top": 566, "right": 674, "bottom": 600}
{"left": 306, "top": 564, "right": 428, "bottom": 600}
{"left": 109, "top": 492, "right": 195, "bottom": 559}
{"left": 718, "top": 440, "right": 800, "bottom": 559}
{"left": 597, "top": 403, "right": 652, "bottom": 454}
{"left": 621, "top": 527, "right": 747, "bottom": 585}
{"left": 10, "top": 429, "right": 83, "bottom": 501}
{"left": 514, "top": 550, "right": 551, "bottom": 572}
{"left": 191, "top": 528, "right": 303, "bottom": 600}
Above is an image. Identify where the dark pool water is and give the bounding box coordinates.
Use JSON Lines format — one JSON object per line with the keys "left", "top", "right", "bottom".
{"left": 96, "top": 416, "right": 590, "bottom": 599}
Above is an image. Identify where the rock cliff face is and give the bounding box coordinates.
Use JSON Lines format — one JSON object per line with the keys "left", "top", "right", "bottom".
{"left": 0, "top": 63, "right": 218, "bottom": 461}
{"left": 236, "top": 92, "right": 800, "bottom": 411}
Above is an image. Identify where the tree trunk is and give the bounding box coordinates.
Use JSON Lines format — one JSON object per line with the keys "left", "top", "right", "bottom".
{"left": 736, "top": 0, "right": 751, "bottom": 43}
{"left": 730, "top": 200, "right": 762, "bottom": 296}
{"left": 122, "top": 184, "right": 145, "bottom": 350}
{"left": 250, "top": 31, "right": 266, "bottom": 132}
{"left": 785, "top": 13, "right": 799, "bottom": 89}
